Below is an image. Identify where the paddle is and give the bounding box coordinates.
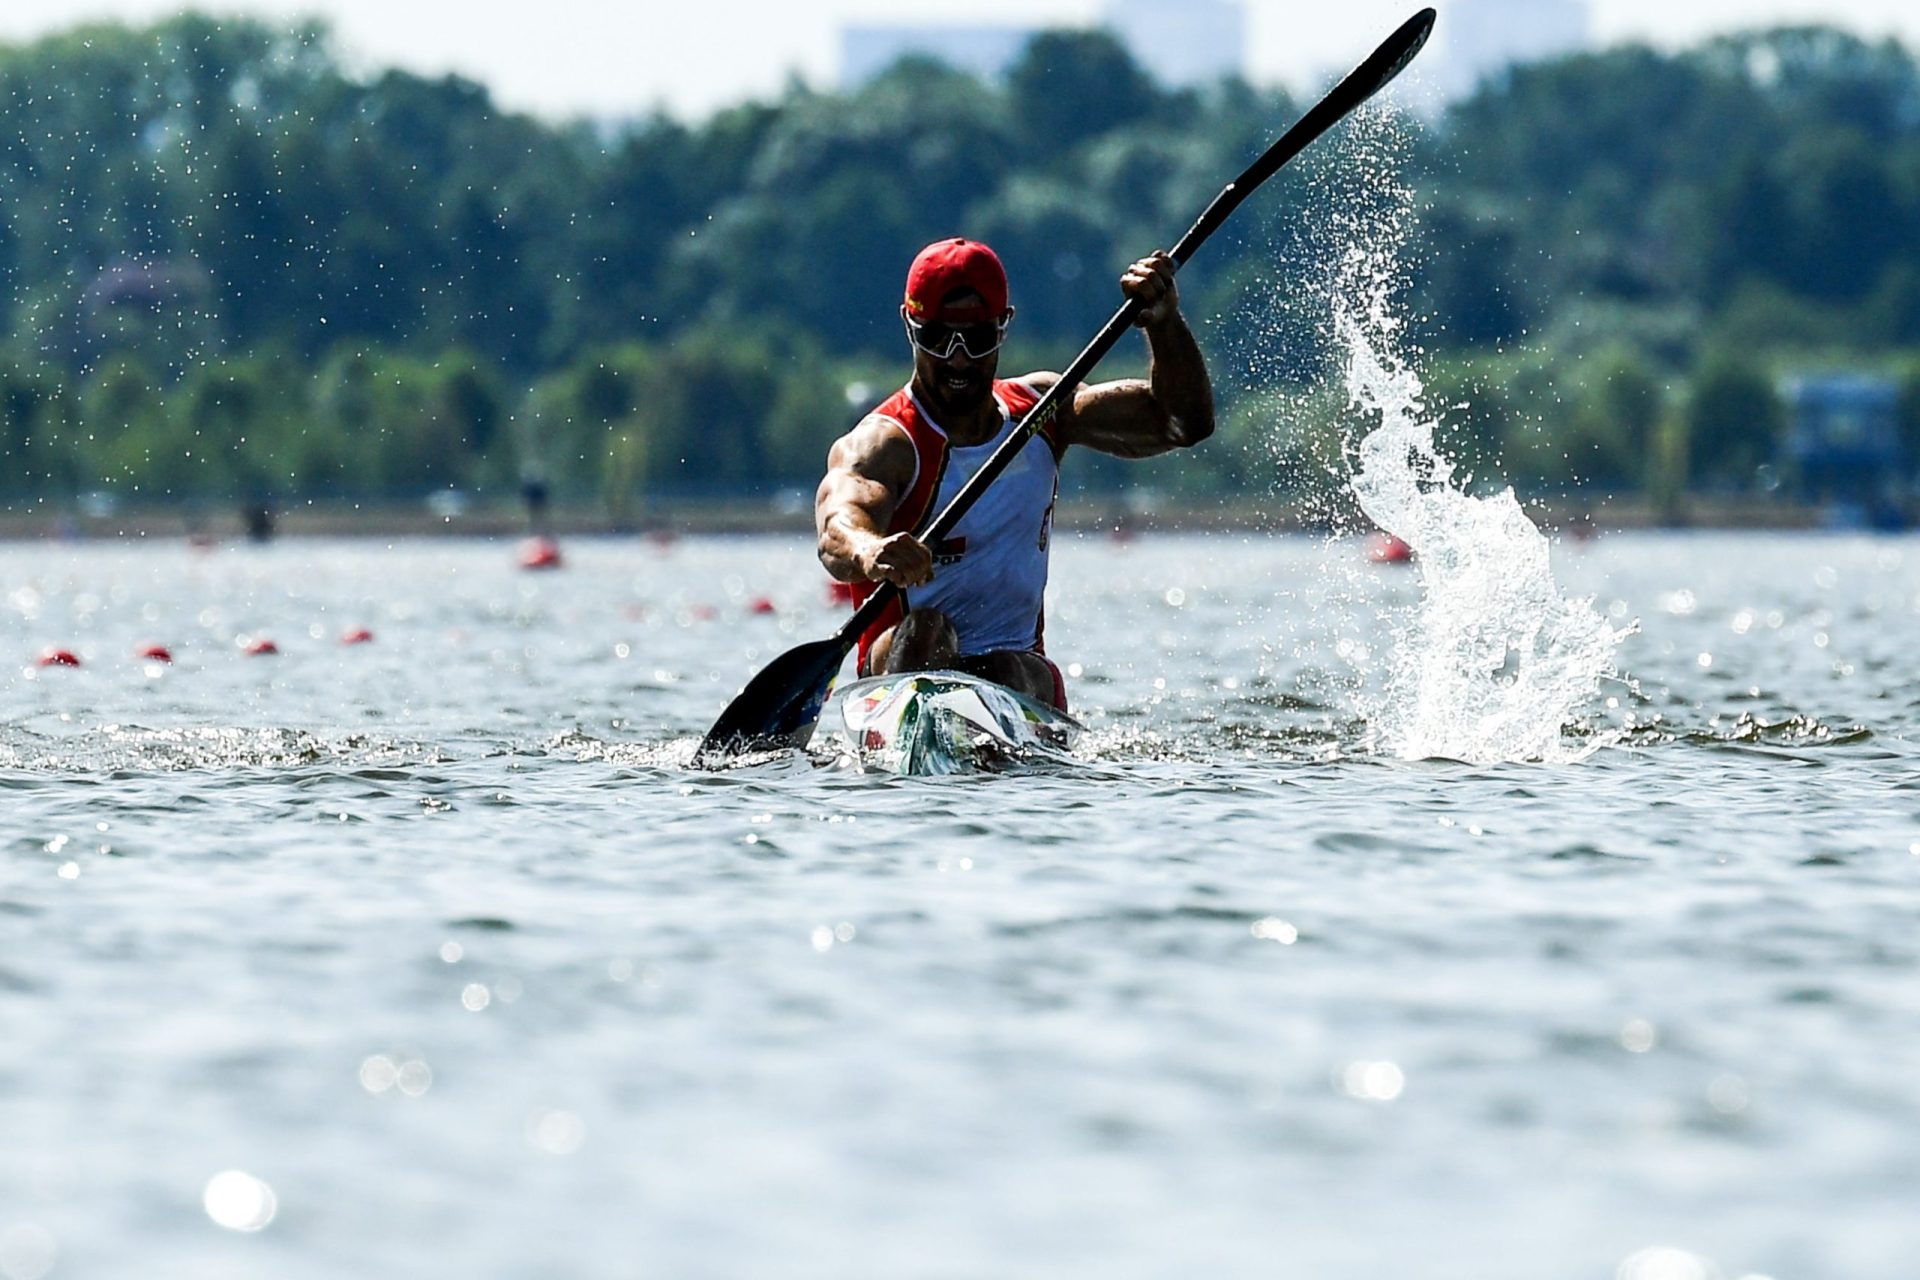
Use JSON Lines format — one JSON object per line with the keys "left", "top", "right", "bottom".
{"left": 696, "top": 7, "right": 1437, "bottom": 764}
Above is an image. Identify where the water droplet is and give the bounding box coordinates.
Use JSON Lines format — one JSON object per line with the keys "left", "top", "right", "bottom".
{"left": 1615, "top": 1246, "right": 1714, "bottom": 1280}
{"left": 1340, "top": 1060, "right": 1404, "bottom": 1102}
{"left": 395, "top": 1060, "right": 433, "bottom": 1097}
{"left": 1251, "top": 917, "right": 1298, "bottom": 944}
{"left": 527, "top": 1109, "right": 585, "bottom": 1155}
{"left": 358, "top": 1055, "right": 398, "bottom": 1094}
{"left": 0, "top": 1223, "right": 57, "bottom": 1280}
{"left": 203, "top": 1171, "right": 277, "bottom": 1232}
{"left": 1706, "top": 1073, "right": 1750, "bottom": 1115}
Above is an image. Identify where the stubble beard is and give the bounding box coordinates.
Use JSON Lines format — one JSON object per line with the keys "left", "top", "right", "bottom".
{"left": 920, "top": 360, "right": 993, "bottom": 424}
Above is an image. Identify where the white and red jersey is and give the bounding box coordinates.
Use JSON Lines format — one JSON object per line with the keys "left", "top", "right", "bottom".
{"left": 851, "top": 379, "right": 1061, "bottom": 675}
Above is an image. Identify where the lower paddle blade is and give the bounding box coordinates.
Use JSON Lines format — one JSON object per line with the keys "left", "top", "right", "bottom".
{"left": 695, "top": 636, "right": 849, "bottom": 764}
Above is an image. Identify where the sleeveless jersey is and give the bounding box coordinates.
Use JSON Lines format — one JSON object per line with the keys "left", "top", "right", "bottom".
{"left": 851, "top": 380, "right": 1060, "bottom": 674}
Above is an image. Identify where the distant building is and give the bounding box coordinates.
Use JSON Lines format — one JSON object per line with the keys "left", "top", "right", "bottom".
{"left": 840, "top": 25, "right": 1037, "bottom": 86}
{"left": 1426, "top": 0, "right": 1591, "bottom": 101}
{"left": 1782, "top": 374, "right": 1907, "bottom": 528}
{"left": 1099, "top": 0, "right": 1244, "bottom": 85}
{"left": 840, "top": 0, "right": 1245, "bottom": 90}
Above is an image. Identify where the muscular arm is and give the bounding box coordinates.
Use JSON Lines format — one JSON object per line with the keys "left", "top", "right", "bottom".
{"left": 816, "top": 417, "right": 934, "bottom": 587}
{"left": 1052, "top": 251, "right": 1216, "bottom": 459}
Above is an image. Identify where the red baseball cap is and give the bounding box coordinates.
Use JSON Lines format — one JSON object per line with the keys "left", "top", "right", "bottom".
{"left": 904, "top": 238, "right": 1009, "bottom": 322}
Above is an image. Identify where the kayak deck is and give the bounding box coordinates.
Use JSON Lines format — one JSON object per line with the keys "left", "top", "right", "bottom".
{"left": 836, "top": 670, "right": 1081, "bottom": 775}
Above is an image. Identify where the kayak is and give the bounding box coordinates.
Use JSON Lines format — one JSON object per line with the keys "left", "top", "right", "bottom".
{"left": 837, "top": 670, "right": 1081, "bottom": 775}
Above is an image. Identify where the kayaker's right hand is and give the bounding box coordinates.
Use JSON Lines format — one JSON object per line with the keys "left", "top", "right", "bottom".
{"left": 861, "top": 533, "right": 934, "bottom": 587}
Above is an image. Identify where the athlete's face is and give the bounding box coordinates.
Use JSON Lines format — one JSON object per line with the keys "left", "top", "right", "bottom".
{"left": 902, "top": 289, "right": 1010, "bottom": 422}
{"left": 909, "top": 320, "right": 999, "bottom": 419}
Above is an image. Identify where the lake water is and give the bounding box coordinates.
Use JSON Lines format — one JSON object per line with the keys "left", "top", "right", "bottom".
{"left": 2, "top": 530, "right": 1916, "bottom": 1280}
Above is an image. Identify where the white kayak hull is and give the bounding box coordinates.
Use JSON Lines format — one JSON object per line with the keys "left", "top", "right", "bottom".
{"left": 837, "top": 670, "right": 1080, "bottom": 775}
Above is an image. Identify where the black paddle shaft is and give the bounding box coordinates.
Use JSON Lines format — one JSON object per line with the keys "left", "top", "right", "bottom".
{"left": 831, "top": 7, "right": 1437, "bottom": 650}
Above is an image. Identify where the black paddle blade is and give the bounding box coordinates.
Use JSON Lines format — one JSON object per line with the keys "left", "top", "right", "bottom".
{"left": 1381, "top": 10, "right": 1437, "bottom": 88}
{"left": 694, "top": 635, "right": 849, "bottom": 765}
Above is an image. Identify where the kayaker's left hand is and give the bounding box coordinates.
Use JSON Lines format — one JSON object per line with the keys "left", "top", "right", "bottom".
{"left": 1121, "top": 251, "right": 1179, "bottom": 329}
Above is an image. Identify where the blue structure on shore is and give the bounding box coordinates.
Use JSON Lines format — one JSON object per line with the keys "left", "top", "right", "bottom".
{"left": 1782, "top": 375, "right": 1908, "bottom": 529}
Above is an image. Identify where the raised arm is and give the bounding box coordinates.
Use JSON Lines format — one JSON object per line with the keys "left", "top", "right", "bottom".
{"left": 1051, "top": 251, "right": 1215, "bottom": 458}
{"left": 816, "top": 416, "right": 935, "bottom": 587}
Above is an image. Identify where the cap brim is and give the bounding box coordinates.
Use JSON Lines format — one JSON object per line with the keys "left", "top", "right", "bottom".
{"left": 924, "top": 301, "right": 1002, "bottom": 323}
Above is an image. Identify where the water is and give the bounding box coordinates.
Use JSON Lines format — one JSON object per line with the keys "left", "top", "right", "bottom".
{"left": 3, "top": 531, "right": 1917, "bottom": 1279}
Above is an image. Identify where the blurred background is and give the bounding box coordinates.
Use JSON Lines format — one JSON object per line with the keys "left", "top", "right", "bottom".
{"left": 2, "top": 0, "right": 1918, "bottom": 535}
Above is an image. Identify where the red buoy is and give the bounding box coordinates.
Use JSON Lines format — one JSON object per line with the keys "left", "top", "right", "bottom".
{"left": 243, "top": 637, "right": 279, "bottom": 656}
{"left": 135, "top": 643, "right": 174, "bottom": 663}
{"left": 340, "top": 627, "right": 375, "bottom": 645}
{"left": 1367, "top": 532, "right": 1413, "bottom": 564}
{"left": 37, "top": 647, "right": 81, "bottom": 668}
{"left": 747, "top": 596, "right": 776, "bottom": 615}
{"left": 519, "top": 536, "right": 563, "bottom": 570}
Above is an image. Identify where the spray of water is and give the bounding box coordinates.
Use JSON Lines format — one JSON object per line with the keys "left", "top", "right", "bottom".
{"left": 1286, "top": 108, "right": 1627, "bottom": 764}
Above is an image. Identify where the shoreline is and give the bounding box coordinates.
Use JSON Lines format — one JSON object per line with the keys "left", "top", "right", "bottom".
{"left": 0, "top": 495, "right": 1838, "bottom": 543}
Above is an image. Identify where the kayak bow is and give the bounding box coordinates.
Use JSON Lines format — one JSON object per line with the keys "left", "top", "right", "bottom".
{"left": 838, "top": 670, "right": 1082, "bottom": 775}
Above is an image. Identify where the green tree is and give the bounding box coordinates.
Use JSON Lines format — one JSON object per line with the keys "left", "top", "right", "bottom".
{"left": 1005, "top": 30, "right": 1160, "bottom": 160}
{"left": 0, "top": 362, "right": 78, "bottom": 500}
{"left": 1780, "top": 130, "right": 1907, "bottom": 302}
{"left": 1895, "top": 357, "right": 1920, "bottom": 473}
{"left": 78, "top": 354, "right": 165, "bottom": 488}
{"left": 1685, "top": 351, "right": 1784, "bottom": 489}
{"left": 1557, "top": 346, "right": 1666, "bottom": 494}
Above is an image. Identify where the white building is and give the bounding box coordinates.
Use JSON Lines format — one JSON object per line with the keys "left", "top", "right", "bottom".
{"left": 840, "top": 0, "right": 1246, "bottom": 90}
{"left": 1426, "top": 0, "right": 1592, "bottom": 101}
{"left": 1100, "top": 0, "right": 1244, "bottom": 86}
{"left": 840, "top": 25, "right": 1038, "bottom": 86}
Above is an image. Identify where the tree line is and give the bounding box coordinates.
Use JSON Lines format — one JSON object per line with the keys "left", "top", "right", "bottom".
{"left": 3, "top": 15, "right": 1919, "bottom": 513}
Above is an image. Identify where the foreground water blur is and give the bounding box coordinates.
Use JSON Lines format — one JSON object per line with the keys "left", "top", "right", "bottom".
{"left": 2, "top": 531, "right": 1917, "bottom": 1279}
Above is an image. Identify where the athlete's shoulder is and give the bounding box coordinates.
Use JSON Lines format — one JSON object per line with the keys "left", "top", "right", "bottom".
{"left": 831, "top": 405, "right": 916, "bottom": 479}
{"left": 1000, "top": 374, "right": 1065, "bottom": 453}
{"left": 838, "top": 386, "right": 914, "bottom": 450}
{"left": 1001, "top": 373, "right": 1058, "bottom": 401}
{"left": 869, "top": 383, "right": 916, "bottom": 419}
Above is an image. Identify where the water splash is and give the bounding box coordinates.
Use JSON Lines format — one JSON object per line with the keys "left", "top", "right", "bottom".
{"left": 1324, "top": 111, "right": 1627, "bottom": 763}
{"left": 0, "top": 724, "right": 448, "bottom": 772}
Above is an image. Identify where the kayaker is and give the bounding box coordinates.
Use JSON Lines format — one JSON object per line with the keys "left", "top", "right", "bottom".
{"left": 816, "top": 237, "right": 1214, "bottom": 708}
